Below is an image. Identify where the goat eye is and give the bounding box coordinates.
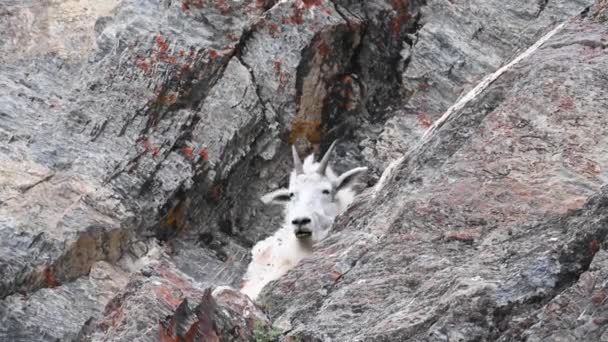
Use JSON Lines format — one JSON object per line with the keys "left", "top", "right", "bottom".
{"left": 289, "top": 192, "right": 295, "bottom": 199}
{"left": 322, "top": 189, "right": 331, "bottom": 195}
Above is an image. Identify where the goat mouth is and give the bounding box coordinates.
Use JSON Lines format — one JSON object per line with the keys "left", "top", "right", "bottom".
{"left": 295, "top": 231, "right": 312, "bottom": 239}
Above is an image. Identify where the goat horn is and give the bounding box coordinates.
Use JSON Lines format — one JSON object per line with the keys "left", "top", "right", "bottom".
{"left": 317, "top": 140, "right": 337, "bottom": 175}
{"left": 292, "top": 145, "right": 304, "bottom": 174}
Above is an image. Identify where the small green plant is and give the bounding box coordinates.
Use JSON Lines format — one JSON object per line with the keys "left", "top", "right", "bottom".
{"left": 253, "top": 321, "right": 282, "bottom": 342}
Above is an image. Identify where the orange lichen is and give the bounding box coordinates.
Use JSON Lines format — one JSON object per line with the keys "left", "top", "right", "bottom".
{"left": 288, "top": 119, "right": 323, "bottom": 144}
{"left": 158, "top": 93, "right": 178, "bottom": 105}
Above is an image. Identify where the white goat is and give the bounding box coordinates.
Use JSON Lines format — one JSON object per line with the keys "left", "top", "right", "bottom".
{"left": 240, "top": 141, "right": 367, "bottom": 299}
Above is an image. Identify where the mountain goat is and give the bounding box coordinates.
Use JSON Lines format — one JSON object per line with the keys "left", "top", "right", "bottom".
{"left": 240, "top": 141, "right": 367, "bottom": 299}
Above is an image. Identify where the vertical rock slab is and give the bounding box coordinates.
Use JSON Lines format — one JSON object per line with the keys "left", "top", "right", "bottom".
{"left": 1, "top": 0, "right": 366, "bottom": 338}
{"left": 77, "top": 258, "right": 268, "bottom": 342}
{"left": 353, "top": 0, "right": 595, "bottom": 169}
{"left": 0, "top": 0, "right": 278, "bottom": 339}
{"left": 260, "top": 4, "right": 608, "bottom": 341}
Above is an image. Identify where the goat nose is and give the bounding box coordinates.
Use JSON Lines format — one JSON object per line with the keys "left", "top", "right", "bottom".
{"left": 291, "top": 217, "right": 311, "bottom": 226}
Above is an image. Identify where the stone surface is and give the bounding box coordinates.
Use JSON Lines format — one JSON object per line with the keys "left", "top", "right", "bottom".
{"left": 260, "top": 3, "right": 608, "bottom": 341}
{"left": 76, "top": 256, "right": 269, "bottom": 342}
{"left": 1, "top": 0, "right": 607, "bottom": 340}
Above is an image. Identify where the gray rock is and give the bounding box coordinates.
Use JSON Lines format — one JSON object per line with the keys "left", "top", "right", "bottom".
{"left": 260, "top": 4, "right": 608, "bottom": 341}
{"left": 1, "top": 0, "right": 607, "bottom": 340}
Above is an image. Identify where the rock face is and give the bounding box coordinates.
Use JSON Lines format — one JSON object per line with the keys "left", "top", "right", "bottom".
{"left": 261, "top": 2, "right": 608, "bottom": 341}
{"left": 1, "top": 0, "right": 607, "bottom": 341}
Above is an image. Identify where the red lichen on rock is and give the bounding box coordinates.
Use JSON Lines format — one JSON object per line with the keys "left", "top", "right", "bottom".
{"left": 183, "top": 321, "right": 201, "bottom": 342}
{"left": 559, "top": 97, "right": 575, "bottom": 110}
{"left": 592, "top": 288, "right": 608, "bottom": 305}
{"left": 198, "top": 148, "right": 209, "bottom": 161}
{"left": 164, "top": 55, "right": 177, "bottom": 64}
{"left": 288, "top": 6, "right": 305, "bottom": 24}
{"left": 388, "top": 0, "right": 411, "bottom": 36}
{"left": 418, "top": 79, "right": 431, "bottom": 91}
{"left": 226, "top": 32, "right": 240, "bottom": 42}
{"left": 208, "top": 48, "right": 219, "bottom": 60}
{"left": 216, "top": 0, "right": 230, "bottom": 14}
{"left": 278, "top": 72, "right": 290, "bottom": 92}
{"left": 178, "top": 63, "right": 192, "bottom": 77}
{"left": 98, "top": 307, "right": 124, "bottom": 331}
{"left": 444, "top": 229, "right": 480, "bottom": 243}
{"left": 418, "top": 113, "right": 433, "bottom": 128}
{"left": 267, "top": 22, "right": 280, "bottom": 37}
{"left": 590, "top": 239, "right": 600, "bottom": 255}
{"left": 391, "top": 0, "right": 409, "bottom": 11}
{"left": 155, "top": 286, "right": 183, "bottom": 308}
{"left": 155, "top": 34, "right": 170, "bottom": 56}
{"left": 389, "top": 16, "right": 402, "bottom": 35}
{"left": 181, "top": 0, "right": 204, "bottom": 11}
{"left": 211, "top": 184, "right": 222, "bottom": 202}
{"left": 43, "top": 267, "right": 61, "bottom": 288}
{"left": 159, "top": 320, "right": 179, "bottom": 342}
{"left": 272, "top": 60, "right": 290, "bottom": 92}
{"left": 135, "top": 56, "right": 152, "bottom": 74}
{"left": 143, "top": 138, "right": 153, "bottom": 151}
{"left": 318, "top": 40, "right": 330, "bottom": 57}
{"left": 273, "top": 60, "right": 282, "bottom": 76}
{"left": 143, "top": 138, "right": 161, "bottom": 156}
{"left": 302, "top": 0, "right": 323, "bottom": 7}
{"left": 182, "top": 146, "right": 195, "bottom": 159}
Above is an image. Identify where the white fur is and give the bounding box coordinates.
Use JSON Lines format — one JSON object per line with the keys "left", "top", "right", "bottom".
{"left": 241, "top": 152, "right": 365, "bottom": 299}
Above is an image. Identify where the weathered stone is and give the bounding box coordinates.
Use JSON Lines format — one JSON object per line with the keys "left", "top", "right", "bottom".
{"left": 2, "top": 0, "right": 608, "bottom": 340}
{"left": 260, "top": 4, "right": 608, "bottom": 341}
{"left": 76, "top": 256, "right": 268, "bottom": 342}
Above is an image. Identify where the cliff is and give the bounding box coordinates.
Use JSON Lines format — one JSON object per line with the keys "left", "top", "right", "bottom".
{"left": 1, "top": 0, "right": 607, "bottom": 340}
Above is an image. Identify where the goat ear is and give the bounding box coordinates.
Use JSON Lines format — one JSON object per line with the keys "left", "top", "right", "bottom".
{"left": 260, "top": 189, "right": 291, "bottom": 204}
{"left": 335, "top": 167, "right": 368, "bottom": 192}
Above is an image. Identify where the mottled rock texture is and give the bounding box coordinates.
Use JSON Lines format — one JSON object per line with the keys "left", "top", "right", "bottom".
{"left": 261, "top": 2, "right": 608, "bottom": 341}
{"left": 1, "top": 0, "right": 607, "bottom": 340}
